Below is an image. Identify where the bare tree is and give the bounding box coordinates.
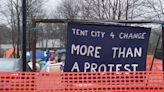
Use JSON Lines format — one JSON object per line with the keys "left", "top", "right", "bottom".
{"left": 26, "top": 0, "right": 47, "bottom": 51}
{"left": 54, "top": 0, "right": 81, "bottom": 19}
{"left": 144, "top": 0, "right": 164, "bottom": 20}
{"left": 4, "top": 0, "right": 18, "bottom": 57}
{"left": 0, "top": 0, "right": 47, "bottom": 57}
{"left": 49, "top": 0, "right": 146, "bottom": 48}
{"left": 54, "top": 0, "right": 145, "bottom": 20}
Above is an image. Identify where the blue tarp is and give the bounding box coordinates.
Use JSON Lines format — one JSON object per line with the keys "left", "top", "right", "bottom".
{"left": 28, "top": 50, "right": 44, "bottom": 60}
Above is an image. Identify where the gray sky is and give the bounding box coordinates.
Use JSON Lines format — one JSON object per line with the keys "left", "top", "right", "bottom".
{"left": 0, "top": 0, "right": 60, "bottom": 25}
{"left": 44, "top": 0, "right": 61, "bottom": 14}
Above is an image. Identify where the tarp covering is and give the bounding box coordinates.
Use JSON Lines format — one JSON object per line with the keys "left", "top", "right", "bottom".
{"left": 5, "top": 48, "right": 19, "bottom": 58}
{"left": 28, "top": 50, "right": 44, "bottom": 60}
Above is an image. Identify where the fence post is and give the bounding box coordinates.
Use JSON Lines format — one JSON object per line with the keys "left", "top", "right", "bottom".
{"left": 150, "top": 36, "right": 160, "bottom": 71}
{"left": 32, "top": 21, "right": 36, "bottom": 72}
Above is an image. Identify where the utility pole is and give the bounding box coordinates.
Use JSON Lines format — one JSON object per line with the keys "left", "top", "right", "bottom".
{"left": 22, "top": 0, "right": 27, "bottom": 71}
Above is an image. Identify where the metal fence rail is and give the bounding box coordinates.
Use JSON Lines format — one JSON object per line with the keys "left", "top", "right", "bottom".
{"left": 0, "top": 71, "right": 163, "bottom": 92}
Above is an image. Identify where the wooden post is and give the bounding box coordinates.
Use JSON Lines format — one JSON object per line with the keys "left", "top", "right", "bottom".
{"left": 32, "top": 21, "right": 36, "bottom": 72}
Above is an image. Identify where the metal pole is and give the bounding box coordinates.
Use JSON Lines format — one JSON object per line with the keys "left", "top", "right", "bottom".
{"left": 22, "top": 0, "right": 27, "bottom": 71}
{"left": 162, "top": 24, "right": 164, "bottom": 71}
{"left": 32, "top": 22, "right": 36, "bottom": 72}
{"left": 150, "top": 36, "right": 160, "bottom": 71}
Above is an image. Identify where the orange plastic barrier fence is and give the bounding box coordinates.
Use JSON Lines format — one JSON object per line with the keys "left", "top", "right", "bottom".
{"left": 147, "top": 55, "right": 162, "bottom": 71}
{"left": 0, "top": 71, "right": 163, "bottom": 92}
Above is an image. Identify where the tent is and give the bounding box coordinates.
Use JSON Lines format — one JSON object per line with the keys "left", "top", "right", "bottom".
{"left": 5, "top": 48, "right": 19, "bottom": 58}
